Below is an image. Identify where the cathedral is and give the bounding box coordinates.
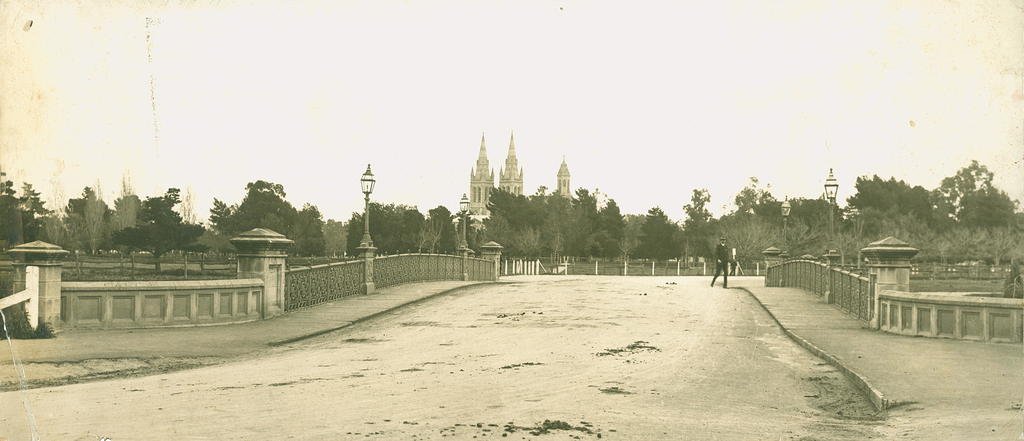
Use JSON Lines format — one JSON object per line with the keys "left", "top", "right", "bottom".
{"left": 469, "top": 132, "right": 571, "bottom": 216}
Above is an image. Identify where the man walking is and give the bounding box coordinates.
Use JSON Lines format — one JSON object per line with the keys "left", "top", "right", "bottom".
{"left": 711, "top": 236, "right": 729, "bottom": 288}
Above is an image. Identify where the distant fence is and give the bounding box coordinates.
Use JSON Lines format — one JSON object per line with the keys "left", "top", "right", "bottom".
{"left": 0, "top": 254, "right": 352, "bottom": 282}
{"left": 503, "top": 257, "right": 764, "bottom": 276}
{"left": 766, "top": 259, "right": 876, "bottom": 322}
{"left": 911, "top": 263, "right": 1015, "bottom": 280}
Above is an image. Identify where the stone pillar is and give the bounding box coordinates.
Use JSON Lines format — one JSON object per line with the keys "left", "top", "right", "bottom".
{"left": 358, "top": 245, "right": 377, "bottom": 294}
{"left": 823, "top": 249, "right": 841, "bottom": 266}
{"left": 458, "top": 245, "right": 471, "bottom": 281}
{"left": 762, "top": 247, "right": 782, "bottom": 268}
{"left": 861, "top": 236, "right": 918, "bottom": 329}
{"left": 230, "top": 228, "right": 293, "bottom": 318}
{"left": 9, "top": 241, "right": 68, "bottom": 333}
{"left": 761, "top": 247, "right": 782, "bottom": 287}
{"left": 480, "top": 241, "right": 504, "bottom": 281}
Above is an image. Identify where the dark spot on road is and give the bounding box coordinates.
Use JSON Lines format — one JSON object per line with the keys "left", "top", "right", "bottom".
{"left": 596, "top": 340, "right": 660, "bottom": 356}
{"left": 343, "top": 338, "right": 385, "bottom": 343}
{"left": 499, "top": 362, "right": 544, "bottom": 370}
{"left": 599, "top": 386, "right": 632, "bottom": 395}
{"left": 400, "top": 367, "right": 425, "bottom": 372}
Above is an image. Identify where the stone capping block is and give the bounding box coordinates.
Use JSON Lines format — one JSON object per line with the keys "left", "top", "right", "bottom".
{"left": 480, "top": 241, "right": 504, "bottom": 253}
{"left": 761, "top": 247, "right": 781, "bottom": 257}
{"left": 8, "top": 240, "right": 69, "bottom": 264}
{"left": 229, "top": 228, "right": 294, "bottom": 255}
{"left": 62, "top": 278, "right": 264, "bottom": 292}
{"left": 860, "top": 236, "right": 918, "bottom": 263}
{"left": 879, "top": 290, "right": 1024, "bottom": 308}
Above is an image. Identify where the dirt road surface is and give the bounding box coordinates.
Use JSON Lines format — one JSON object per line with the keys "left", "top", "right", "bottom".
{"left": 2, "top": 277, "right": 886, "bottom": 440}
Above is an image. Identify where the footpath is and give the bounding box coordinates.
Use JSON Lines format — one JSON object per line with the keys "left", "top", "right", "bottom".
{"left": 0, "top": 280, "right": 490, "bottom": 390}
{"left": 731, "top": 279, "right": 1023, "bottom": 439}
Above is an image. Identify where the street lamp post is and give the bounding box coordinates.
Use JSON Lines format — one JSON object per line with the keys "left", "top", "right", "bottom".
{"left": 359, "top": 164, "right": 376, "bottom": 249}
{"left": 824, "top": 168, "right": 839, "bottom": 261}
{"left": 458, "top": 194, "right": 470, "bottom": 256}
{"left": 781, "top": 197, "right": 791, "bottom": 251}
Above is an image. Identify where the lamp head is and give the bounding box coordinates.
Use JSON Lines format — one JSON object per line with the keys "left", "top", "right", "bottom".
{"left": 360, "top": 164, "right": 375, "bottom": 195}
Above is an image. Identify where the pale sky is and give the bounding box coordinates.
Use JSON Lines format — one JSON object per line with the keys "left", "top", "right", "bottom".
{"left": 2, "top": 0, "right": 1022, "bottom": 222}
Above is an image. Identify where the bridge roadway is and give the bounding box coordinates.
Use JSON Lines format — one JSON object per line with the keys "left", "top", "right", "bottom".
{"left": 1, "top": 276, "right": 886, "bottom": 440}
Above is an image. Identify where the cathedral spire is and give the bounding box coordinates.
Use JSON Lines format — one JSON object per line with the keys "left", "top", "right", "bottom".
{"left": 499, "top": 131, "right": 523, "bottom": 195}
{"left": 478, "top": 132, "right": 488, "bottom": 160}
{"left": 507, "top": 132, "right": 516, "bottom": 159}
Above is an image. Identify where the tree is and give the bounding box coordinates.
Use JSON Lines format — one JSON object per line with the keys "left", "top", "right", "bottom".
{"left": 637, "top": 207, "right": 679, "bottom": 260}
{"left": 619, "top": 214, "right": 644, "bottom": 258}
{"left": 595, "top": 199, "right": 625, "bottom": 258}
{"left": 17, "top": 183, "right": 50, "bottom": 242}
{"left": 64, "top": 186, "right": 112, "bottom": 253}
{"left": 0, "top": 173, "right": 20, "bottom": 246}
{"left": 424, "top": 206, "right": 456, "bottom": 253}
{"left": 682, "top": 188, "right": 714, "bottom": 260}
{"left": 322, "top": 219, "right": 347, "bottom": 257}
{"left": 211, "top": 181, "right": 298, "bottom": 237}
{"left": 733, "top": 177, "right": 779, "bottom": 219}
{"left": 292, "top": 204, "right": 326, "bottom": 256}
{"left": 179, "top": 186, "right": 198, "bottom": 224}
{"left": 933, "top": 160, "right": 1018, "bottom": 228}
{"left": 112, "top": 174, "right": 142, "bottom": 231}
{"left": 112, "top": 188, "right": 205, "bottom": 271}
{"left": 344, "top": 203, "right": 425, "bottom": 255}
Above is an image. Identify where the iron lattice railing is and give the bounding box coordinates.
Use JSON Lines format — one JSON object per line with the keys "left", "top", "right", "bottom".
{"left": 372, "top": 254, "right": 495, "bottom": 290}
{"left": 765, "top": 259, "right": 876, "bottom": 322}
{"left": 284, "top": 260, "right": 365, "bottom": 310}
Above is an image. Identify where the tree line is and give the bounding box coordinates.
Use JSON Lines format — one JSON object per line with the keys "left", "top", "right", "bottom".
{"left": 1, "top": 160, "right": 1021, "bottom": 265}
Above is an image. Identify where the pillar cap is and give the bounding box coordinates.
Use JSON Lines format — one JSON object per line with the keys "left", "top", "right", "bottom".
{"left": 230, "top": 228, "right": 293, "bottom": 254}
{"left": 8, "top": 241, "right": 68, "bottom": 263}
{"left": 860, "top": 236, "right": 918, "bottom": 263}
{"left": 480, "top": 241, "right": 504, "bottom": 253}
{"left": 762, "top": 246, "right": 782, "bottom": 257}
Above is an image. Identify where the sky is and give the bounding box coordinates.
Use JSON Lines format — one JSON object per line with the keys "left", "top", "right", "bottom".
{"left": 1, "top": 0, "right": 1022, "bottom": 223}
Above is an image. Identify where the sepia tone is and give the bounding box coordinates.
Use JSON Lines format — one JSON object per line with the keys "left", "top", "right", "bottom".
{"left": 1, "top": 1, "right": 1023, "bottom": 440}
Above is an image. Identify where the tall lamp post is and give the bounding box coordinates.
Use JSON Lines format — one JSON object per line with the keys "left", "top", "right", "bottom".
{"left": 781, "top": 197, "right": 791, "bottom": 253}
{"left": 458, "top": 193, "right": 470, "bottom": 256}
{"left": 849, "top": 207, "right": 862, "bottom": 269}
{"left": 824, "top": 168, "right": 839, "bottom": 256}
{"left": 359, "top": 165, "right": 376, "bottom": 250}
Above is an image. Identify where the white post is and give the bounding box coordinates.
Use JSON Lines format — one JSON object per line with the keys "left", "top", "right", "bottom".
{"left": 623, "top": 259, "right": 628, "bottom": 276}
{"left": 0, "top": 266, "right": 39, "bottom": 330}
{"left": 676, "top": 260, "right": 680, "bottom": 276}
{"left": 756, "top": 262, "right": 760, "bottom": 276}
{"left": 702, "top": 261, "right": 706, "bottom": 276}
{"left": 24, "top": 266, "right": 38, "bottom": 330}
{"left": 651, "top": 261, "right": 655, "bottom": 276}
{"left": 595, "top": 260, "right": 599, "bottom": 275}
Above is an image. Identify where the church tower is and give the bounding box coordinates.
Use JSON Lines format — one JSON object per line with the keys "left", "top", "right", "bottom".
{"left": 469, "top": 133, "right": 495, "bottom": 216}
{"left": 498, "top": 132, "right": 524, "bottom": 196}
{"left": 556, "top": 156, "right": 571, "bottom": 197}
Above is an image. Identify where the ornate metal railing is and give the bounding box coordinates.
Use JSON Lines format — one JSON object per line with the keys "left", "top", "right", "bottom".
{"left": 284, "top": 260, "right": 365, "bottom": 310}
{"left": 373, "top": 254, "right": 494, "bottom": 289}
{"left": 766, "top": 259, "right": 876, "bottom": 322}
{"left": 284, "top": 254, "right": 497, "bottom": 311}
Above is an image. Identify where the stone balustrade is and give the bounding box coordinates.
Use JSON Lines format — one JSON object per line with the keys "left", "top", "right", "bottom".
{"left": 878, "top": 291, "right": 1023, "bottom": 343}
{"left": 60, "top": 279, "right": 263, "bottom": 329}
